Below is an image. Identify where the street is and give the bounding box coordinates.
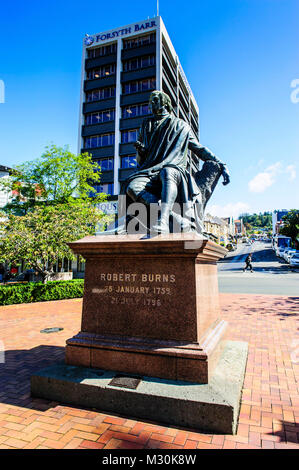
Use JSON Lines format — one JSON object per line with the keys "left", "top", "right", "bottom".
{"left": 218, "top": 241, "right": 299, "bottom": 295}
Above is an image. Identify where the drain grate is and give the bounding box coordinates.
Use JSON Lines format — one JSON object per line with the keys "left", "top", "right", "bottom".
{"left": 109, "top": 374, "right": 141, "bottom": 390}
{"left": 40, "top": 327, "right": 64, "bottom": 334}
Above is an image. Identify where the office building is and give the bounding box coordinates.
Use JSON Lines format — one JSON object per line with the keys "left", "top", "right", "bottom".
{"left": 79, "top": 16, "right": 200, "bottom": 199}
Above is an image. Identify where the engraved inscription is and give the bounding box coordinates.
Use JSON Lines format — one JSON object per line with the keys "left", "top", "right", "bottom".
{"left": 91, "top": 272, "right": 176, "bottom": 308}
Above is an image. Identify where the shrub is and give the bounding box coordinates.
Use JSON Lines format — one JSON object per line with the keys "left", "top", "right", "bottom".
{"left": 0, "top": 280, "right": 84, "bottom": 306}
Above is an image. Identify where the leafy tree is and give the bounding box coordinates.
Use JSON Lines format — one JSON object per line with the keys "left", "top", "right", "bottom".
{"left": 0, "top": 145, "right": 111, "bottom": 282}
{"left": 240, "top": 212, "right": 272, "bottom": 230}
{"left": 0, "top": 144, "right": 106, "bottom": 215}
{"left": 280, "top": 209, "right": 299, "bottom": 242}
{"left": 0, "top": 204, "right": 109, "bottom": 283}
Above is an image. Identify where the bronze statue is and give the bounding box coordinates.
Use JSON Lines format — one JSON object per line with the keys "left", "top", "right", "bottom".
{"left": 110, "top": 90, "right": 230, "bottom": 235}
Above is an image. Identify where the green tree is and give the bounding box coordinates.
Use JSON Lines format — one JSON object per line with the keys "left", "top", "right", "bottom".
{"left": 0, "top": 144, "right": 106, "bottom": 215}
{"left": 0, "top": 145, "right": 111, "bottom": 282}
{"left": 240, "top": 212, "right": 272, "bottom": 230}
{"left": 0, "top": 204, "right": 109, "bottom": 283}
{"left": 280, "top": 209, "right": 299, "bottom": 242}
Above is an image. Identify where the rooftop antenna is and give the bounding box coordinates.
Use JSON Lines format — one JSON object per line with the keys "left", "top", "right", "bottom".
{"left": 157, "top": 0, "right": 159, "bottom": 16}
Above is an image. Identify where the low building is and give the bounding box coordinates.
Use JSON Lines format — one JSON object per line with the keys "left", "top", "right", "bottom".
{"left": 204, "top": 214, "right": 232, "bottom": 245}
{"left": 234, "top": 219, "right": 246, "bottom": 237}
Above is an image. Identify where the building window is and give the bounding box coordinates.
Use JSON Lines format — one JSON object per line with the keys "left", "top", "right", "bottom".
{"left": 87, "top": 43, "right": 117, "bottom": 58}
{"left": 94, "top": 158, "right": 114, "bottom": 171}
{"left": 122, "top": 78, "right": 156, "bottom": 95}
{"left": 123, "top": 33, "right": 155, "bottom": 49}
{"left": 121, "top": 155, "right": 137, "bottom": 168}
{"left": 122, "top": 103, "right": 151, "bottom": 119}
{"left": 85, "top": 133, "right": 115, "bottom": 149}
{"left": 121, "top": 129, "right": 138, "bottom": 144}
{"left": 86, "top": 64, "right": 116, "bottom": 80}
{"left": 86, "top": 87, "right": 115, "bottom": 102}
{"left": 123, "top": 55, "right": 155, "bottom": 72}
{"left": 85, "top": 109, "right": 115, "bottom": 125}
{"left": 93, "top": 183, "right": 114, "bottom": 195}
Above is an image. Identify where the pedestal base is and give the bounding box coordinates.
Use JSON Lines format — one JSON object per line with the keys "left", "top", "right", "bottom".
{"left": 31, "top": 340, "right": 248, "bottom": 434}
{"left": 66, "top": 319, "right": 227, "bottom": 384}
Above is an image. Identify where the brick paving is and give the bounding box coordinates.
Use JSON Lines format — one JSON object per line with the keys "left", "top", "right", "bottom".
{"left": 0, "top": 294, "right": 298, "bottom": 450}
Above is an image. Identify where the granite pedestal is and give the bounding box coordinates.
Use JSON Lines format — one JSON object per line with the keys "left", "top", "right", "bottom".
{"left": 31, "top": 233, "right": 248, "bottom": 433}
{"left": 65, "top": 233, "right": 228, "bottom": 384}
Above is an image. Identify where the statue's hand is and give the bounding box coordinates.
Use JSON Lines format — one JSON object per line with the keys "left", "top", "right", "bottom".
{"left": 134, "top": 141, "right": 147, "bottom": 160}
{"left": 134, "top": 140, "right": 144, "bottom": 151}
{"left": 222, "top": 166, "right": 230, "bottom": 185}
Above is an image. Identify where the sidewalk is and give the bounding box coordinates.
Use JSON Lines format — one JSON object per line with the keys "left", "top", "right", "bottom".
{"left": 0, "top": 295, "right": 298, "bottom": 449}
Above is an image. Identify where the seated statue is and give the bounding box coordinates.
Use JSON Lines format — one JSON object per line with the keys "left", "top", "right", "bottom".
{"left": 109, "top": 90, "right": 230, "bottom": 235}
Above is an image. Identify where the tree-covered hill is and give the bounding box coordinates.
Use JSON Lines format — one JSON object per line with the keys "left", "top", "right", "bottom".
{"left": 239, "top": 212, "right": 272, "bottom": 231}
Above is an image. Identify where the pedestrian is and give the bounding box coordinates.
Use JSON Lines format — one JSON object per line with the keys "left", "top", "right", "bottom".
{"left": 243, "top": 253, "right": 253, "bottom": 272}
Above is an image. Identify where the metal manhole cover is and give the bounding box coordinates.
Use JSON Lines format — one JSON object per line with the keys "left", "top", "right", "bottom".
{"left": 40, "top": 327, "right": 64, "bottom": 334}
{"left": 109, "top": 374, "right": 141, "bottom": 390}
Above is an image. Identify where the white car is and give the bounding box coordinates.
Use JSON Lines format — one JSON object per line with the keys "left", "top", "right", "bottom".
{"left": 283, "top": 249, "right": 297, "bottom": 262}
{"left": 276, "top": 247, "right": 288, "bottom": 258}
{"left": 289, "top": 254, "right": 299, "bottom": 267}
{"left": 288, "top": 251, "right": 299, "bottom": 263}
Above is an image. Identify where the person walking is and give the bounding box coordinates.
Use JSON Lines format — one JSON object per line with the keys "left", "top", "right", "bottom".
{"left": 243, "top": 253, "right": 253, "bottom": 272}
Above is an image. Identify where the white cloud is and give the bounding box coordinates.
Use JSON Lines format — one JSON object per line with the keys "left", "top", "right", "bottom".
{"left": 286, "top": 165, "right": 296, "bottom": 181}
{"left": 207, "top": 202, "right": 250, "bottom": 219}
{"left": 248, "top": 162, "right": 296, "bottom": 193}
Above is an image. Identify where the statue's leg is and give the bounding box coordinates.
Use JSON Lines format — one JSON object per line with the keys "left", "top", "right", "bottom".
{"left": 152, "top": 167, "right": 181, "bottom": 233}
{"left": 195, "top": 161, "right": 222, "bottom": 210}
{"left": 126, "top": 177, "right": 161, "bottom": 233}
{"left": 127, "top": 177, "right": 159, "bottom": 205}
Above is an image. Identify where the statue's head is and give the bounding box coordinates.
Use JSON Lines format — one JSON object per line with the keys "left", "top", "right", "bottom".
{"left": 149, "top": 90, "right": 172, "bottom": 115}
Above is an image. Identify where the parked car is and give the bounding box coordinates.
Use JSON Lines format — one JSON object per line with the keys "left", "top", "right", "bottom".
{"left": 276, "top": 247, "right": 288, "bottom": 258}
{"left": 289, "top": 253, "right": 299, "bottom": 267}
{"left": 287, "top": 251, "right": 299, "bottom": 263}
{"left": 283, "top": 249, "right": 297, "bottom": 262}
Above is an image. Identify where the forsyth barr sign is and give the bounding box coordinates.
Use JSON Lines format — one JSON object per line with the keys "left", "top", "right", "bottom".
{"left": 84, "top": 20, "right": 157, "bottom": 46}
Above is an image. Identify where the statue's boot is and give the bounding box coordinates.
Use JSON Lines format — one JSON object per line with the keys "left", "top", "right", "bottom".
{"left": 169, "top": 211, "right": 192, "bottom": 233}
{"left": 152, "top": 168, "right": 179, "bottom": 234}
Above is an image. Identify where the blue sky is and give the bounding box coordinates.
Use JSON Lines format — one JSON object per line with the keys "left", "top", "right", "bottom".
{"left": 0, "top": 0, "right": 298, "bottom": 218}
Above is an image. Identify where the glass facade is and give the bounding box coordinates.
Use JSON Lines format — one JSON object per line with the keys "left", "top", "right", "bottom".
{"left": 122, "top": 103, "right": 151, "bottom": 119}
{"left": 121, "top": 155, "right": 137, "bottom": 168}
{"left": 85, "top": 133, "right": 115, "bottom": 148}
{"left": 87, "top": 64, "right": 116, "bottom": 80}
{"left": 80, "top": 21, "right": 199, "bottom": 203}
{"left": 87, "top": 43, "right": 117, "bottom": 58}
{"left": 93, "top": 183, "right": 114, "bottom": 195}
{"left": 86, "top": 87, "right": 115, "bottom": 102}
{"left": 123, "top": 55, "right": 155, "bottom": 72}
{"left": 122, "top": 78, "right": 156, "bottom": 95}
{"left": 85, "top": 109, "right": 115, "bottom": 125}
{"left": 123, "top": 33, "right": 155, "bottom": 49}
{"left": 121, "top": 129, "right": 138, "bottom": 144}
{"left": 94, "top": 158, "right": 114, "bottom": 171}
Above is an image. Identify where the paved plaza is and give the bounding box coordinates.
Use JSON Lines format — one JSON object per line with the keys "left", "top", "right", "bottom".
{"left": 0, "top": 294, "right": 298, "bottom": 450}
